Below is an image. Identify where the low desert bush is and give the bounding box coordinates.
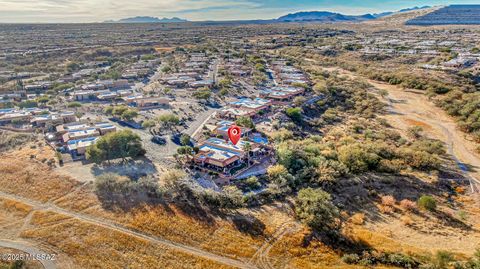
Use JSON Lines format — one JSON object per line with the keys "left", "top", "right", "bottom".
{"left": 400, "top": 215, "right": 414, "bottom": 226}
{"left": 378, "top": 205, "right": 394, "bottom": 214}
{"left": 350, "top": 213, "right": 365, "bottom": 225}
{"left": 455, "top": 186, "right": 466, "bottom": 194}
{"left": 400, "top": 199, "right": 417, "bottom": 211}
{"left": 0, "top": 131, "right": 34, "bottom": 153}
{"left": 418, "top": 195, "right": 437, "bottom": 211}
{"left": 458, "top": 210, "right": 468, "bottom": 221}
{"left": 245, "top": 176, "right": 261, "bottom": 189}
{"left": 342, "top": 253, "right": 360, "bottom": 264}
{"left": 342, "top": 251, "right": 419, "bottom": 268}
{"left": 377, "top": 159, "right": 406, "bottom": 173}
{"left": 381, "top": 195, "right": 396, "bottom": 206}
{"left": 425, "top": 251, "right": 455, "bottom": 269}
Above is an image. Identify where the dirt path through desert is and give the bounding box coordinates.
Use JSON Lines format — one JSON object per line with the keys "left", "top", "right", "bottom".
{"left": 320, "top": 64, "right": 480, "bottom": 193}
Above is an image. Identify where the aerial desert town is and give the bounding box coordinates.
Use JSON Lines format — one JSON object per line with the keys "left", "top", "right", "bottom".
{"left": 1, "top": 3, "right": 480, "bottom": 269}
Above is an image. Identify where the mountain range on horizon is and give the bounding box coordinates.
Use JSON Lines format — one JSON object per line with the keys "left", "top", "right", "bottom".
{"left": 276, "top": 11, "right": 375, "bottom": 22}
{"left": 104, "top": 6, "right": 432, "bottom": 24}
{"left": 277, "top": 6, "right": 431, "bottom": 22}
{"left": 104, "top": 16, "right": 188, "bottom": 23}
{"left": 371, "top": 5, "right": 431, "bottom": 18}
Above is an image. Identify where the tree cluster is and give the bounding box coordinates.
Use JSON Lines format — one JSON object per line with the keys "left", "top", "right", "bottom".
{"left": 86, "top": 130, "right": 145, "bottom": 164}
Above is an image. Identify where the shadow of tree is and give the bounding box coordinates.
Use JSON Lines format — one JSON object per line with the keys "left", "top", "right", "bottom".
{"left": 171, "top": 192, "right": 219, "bottom": 225}
{"left": 230, "top": 213, "right": 266, "bottom": 237}
{"left": 432, "top": 210, "right": 473, "bottom": 231}
{"left": 95, "top": 185, "right": 165, "bottom": 212}
{"left": 303, "top": 229, "right": 372, "bottom": 255}
{"left": 331, "top": 171, "right": 472, "bottom": 231}
{"left": 91, "top": 157, "right": 157, "bottom": 180}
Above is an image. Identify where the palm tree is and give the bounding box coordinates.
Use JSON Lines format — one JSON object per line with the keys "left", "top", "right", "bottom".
{"left": 242, "top": 142, "right": 252, "bottom": 165}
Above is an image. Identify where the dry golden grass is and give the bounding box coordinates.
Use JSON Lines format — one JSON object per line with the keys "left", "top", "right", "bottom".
{"left": 269, "top": 230, "right": 357, "bottom": 269}
{"left": 349, "top": 213, "right": 365, "bottom": 225}
{"left": 54, "top": 185, "right": 265, "bottom": 260}
{"left": 1, "top": 198, "right": 33, "bottom": 217}
{"left": 199, "top": 225, "right": 261, "bottom": 259}
{"left": 53, "top": 181, "right": 266, "bottom": 261}
{"left": 54, "top": 184, "right": 99, "bottom": 212}
{"left": 123, "top": 206, "right": 264, "bottom": 260}
{"left": 4, "top": 144, "right": 480, "bottom": 267}
{"left": 6, "top": 168, "right": 265, "bottom": 263}
{"left": 0, "top": 145, "right": 79, "bottom": 202}
{"left": 29, "top": 211, "right": 72, "bottom": 226}
{"left": 22, "top": 210, "right": 234, "bottom": 269}
{"left": 400, "top": 215, "right": 414, "bottom": 226}
{"left": 55, "top": 184, "right": 364, "bottom": 267}
{"left": 346, "top": 226, "right": 424, "bottom": 256}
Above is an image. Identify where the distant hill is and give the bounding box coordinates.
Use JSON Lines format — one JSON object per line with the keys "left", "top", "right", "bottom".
{"left": 277, "top": 11, "right": 374, "bottom": 22}
{"left": 407, "top": 5, "right": 480, "bottom": 25}
{"left": 373, "top": 6, "right": 431, "bottom": 18}
{"left": 105, "top": 16, "right": 188, "bottom": 23}
{"left": 276, "top": 7, "right": 431, "bottom": 23}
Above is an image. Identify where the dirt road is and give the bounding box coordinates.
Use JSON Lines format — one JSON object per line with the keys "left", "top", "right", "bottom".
{"left": 248, "top": 222, "right": 298, "bottom": 269}
{"left": 0, "top": 190, "right": 255, "bottom": 269}
{"left": 321, "top": 65, "right": 480, "bottom": 192}
{"left": 370, "top": 80, "right": 480, "bottom": 190}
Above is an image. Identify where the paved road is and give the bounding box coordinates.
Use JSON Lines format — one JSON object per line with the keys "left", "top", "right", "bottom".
{"left": 238, "top": 80, "right": 256, "bottom": 95}
{"left": 208, "top": 58, "right": 219, "bottom": 83}
{"left": 0, "top": 239, "right": 57, "bottom": 269}
{"left": 0, "top": 190, "right": 256, "bottom": 269}
{"left": 185, "top": 108, "right": 218, "bottom": 139}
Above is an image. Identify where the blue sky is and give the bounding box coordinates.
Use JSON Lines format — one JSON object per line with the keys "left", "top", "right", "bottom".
{"left": 0, "top": 0, "right": 479, "bottom": 23}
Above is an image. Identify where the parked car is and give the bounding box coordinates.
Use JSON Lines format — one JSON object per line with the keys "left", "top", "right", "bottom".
{"left": 151, "top": 135, "right": 166, "bottom": 145}
{"left": 170, "top": 133, "right": 193, "bottom": 146}
{"left": 206, "top": 101, "right": 221, "bottom": 108}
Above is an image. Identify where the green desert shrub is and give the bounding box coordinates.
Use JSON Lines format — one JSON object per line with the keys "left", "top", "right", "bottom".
{"left": 342, "top": 254, "right": 360, "bottom": 264}
{"left": 418, "top": 195, "right": 437, "bottom": 211}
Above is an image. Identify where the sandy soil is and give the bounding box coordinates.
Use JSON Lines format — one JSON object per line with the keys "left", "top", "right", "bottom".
{"left": 319, "top": 65, "right": 480, "bottom": 255}
{"left": 371, "top": 81, "right": 480, "bottom": 188}
{"left": 322, "top": 65, "right": 480, "bottom": 190}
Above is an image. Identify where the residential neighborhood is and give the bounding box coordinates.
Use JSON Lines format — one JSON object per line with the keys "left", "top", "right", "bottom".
{"left": 2, "top": 4, "right": 480, "bottom": 268}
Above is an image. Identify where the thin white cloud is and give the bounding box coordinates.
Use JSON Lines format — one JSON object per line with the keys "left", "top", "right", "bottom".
{"left": 0, "top": 0, "right": 263, "bottom": 22}
{"left": 0, "top": 0, "right": 476, "bottom": 23}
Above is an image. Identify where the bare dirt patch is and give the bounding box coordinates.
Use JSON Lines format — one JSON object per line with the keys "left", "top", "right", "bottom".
{"left": 404, "top": 118, "right": 433, "bottom": 131}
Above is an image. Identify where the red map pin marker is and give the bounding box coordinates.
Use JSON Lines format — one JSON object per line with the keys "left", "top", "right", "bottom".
{"left": 228, "top": 125, "right": 241, "bottom": 145}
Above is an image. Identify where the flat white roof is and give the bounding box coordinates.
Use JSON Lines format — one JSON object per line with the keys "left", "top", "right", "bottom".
{"left": 67, "top": 137, "right": 99, "bottom": 151}
{"left": 230, "top": 98, "right": 271, "bottom": 110}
